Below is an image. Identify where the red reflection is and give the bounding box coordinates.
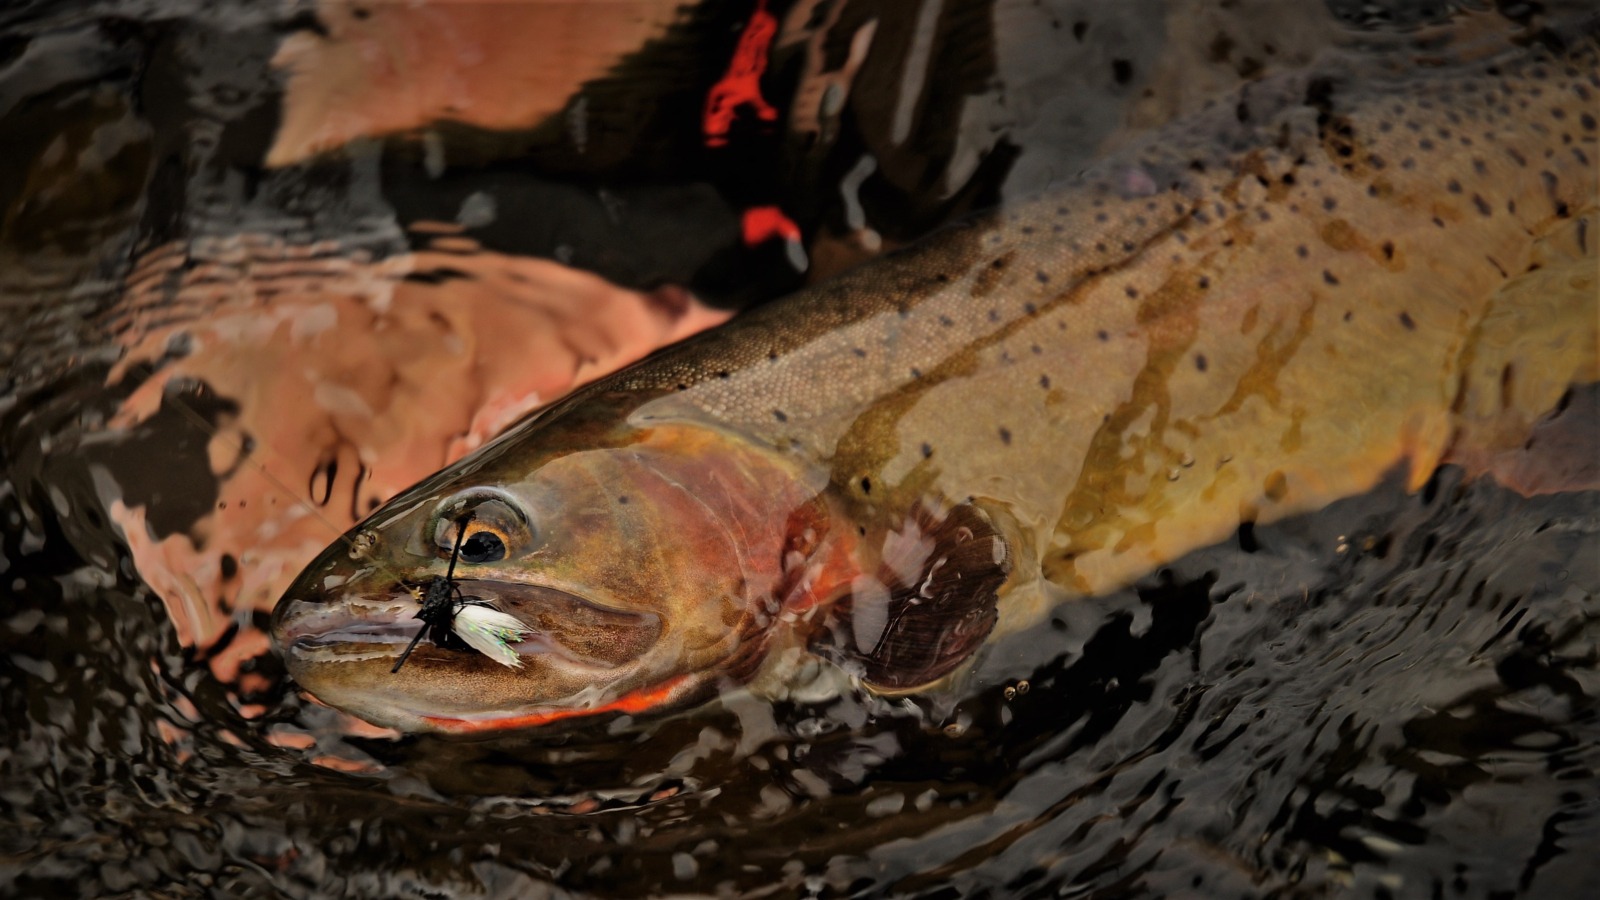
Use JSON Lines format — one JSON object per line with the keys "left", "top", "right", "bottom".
{"left": 742, "top": 205, "right": 802, "bottom": 246}
{"left": 703, "top": 0, "right": 779, "bottom": 147}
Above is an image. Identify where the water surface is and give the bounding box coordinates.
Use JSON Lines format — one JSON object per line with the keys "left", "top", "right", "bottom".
{"left": 2, "top": 1, "right": 1597, "bottom": 896}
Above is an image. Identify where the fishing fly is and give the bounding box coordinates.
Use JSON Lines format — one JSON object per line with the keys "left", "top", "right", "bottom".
{"left": 390, "top": 514, "right": 532, "bottom": 674}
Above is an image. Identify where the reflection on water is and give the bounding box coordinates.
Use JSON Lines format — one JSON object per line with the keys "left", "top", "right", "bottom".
{"left": 2, "top": 0, "right": 1597, "bottom": 896}
{"left": 104, "top": 233, "right": 724, "bottom": 658}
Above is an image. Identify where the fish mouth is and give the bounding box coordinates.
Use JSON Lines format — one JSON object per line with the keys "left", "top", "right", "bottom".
{"left": 277, "top": 580, "right": 662, "bottom": 671}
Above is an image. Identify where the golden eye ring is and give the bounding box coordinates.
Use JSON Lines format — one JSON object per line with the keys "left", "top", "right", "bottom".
{"left": 458, "top": 523, "right": 512, "bottom": 564}
{"left": 432, "top": 490, "right": 533, "bottom": 562}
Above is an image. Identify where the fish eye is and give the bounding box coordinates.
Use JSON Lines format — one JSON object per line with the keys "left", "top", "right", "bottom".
{"left": 433, "top": 492, "right": 533, "bottom": 562}
{"left": 459, "top": 526, "right": 507, "bottom": 563}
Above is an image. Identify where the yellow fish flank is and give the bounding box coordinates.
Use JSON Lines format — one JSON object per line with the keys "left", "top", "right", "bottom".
{"left": 626, "top": 27, "right": 1598, "bottom": 633}
{"left": 273, "top": 21, "right": 1598, "bottom": 732}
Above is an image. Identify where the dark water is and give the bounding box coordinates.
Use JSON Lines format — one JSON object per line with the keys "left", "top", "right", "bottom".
{"left": 3, "top": 1, "right": 1598, "bottom": 897}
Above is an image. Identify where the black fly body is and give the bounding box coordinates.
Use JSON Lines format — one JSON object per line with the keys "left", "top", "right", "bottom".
{"left": 391, "top": 515, "right": 472, "bottom": 674}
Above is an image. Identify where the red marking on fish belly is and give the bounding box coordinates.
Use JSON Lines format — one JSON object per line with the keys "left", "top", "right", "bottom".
{"left": 421, "top": 674, "right": 696, "bottom": 734}
{"left": 742, "top": 206, "right": 802, "bottom": 246}
{"left": 703, "top": 0, "right": 778, "bottom": 147}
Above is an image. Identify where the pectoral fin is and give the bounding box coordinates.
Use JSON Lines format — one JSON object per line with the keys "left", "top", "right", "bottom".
{"left": 815, "top": 501, "right": 1012, "bottom": 691}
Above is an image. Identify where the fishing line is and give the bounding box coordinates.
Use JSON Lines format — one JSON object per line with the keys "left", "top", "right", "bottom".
{"left": 391, "top": 514, "right": 469, "bottom": 673}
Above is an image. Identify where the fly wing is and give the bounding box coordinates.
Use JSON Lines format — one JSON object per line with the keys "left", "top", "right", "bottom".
{"left": 451, "top": 605, "right": 533, "bottom": 669}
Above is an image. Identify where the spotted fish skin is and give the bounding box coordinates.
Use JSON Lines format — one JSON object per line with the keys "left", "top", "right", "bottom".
{"left": 608, "top": 18, "right": 1598, "bottom": 631}
{"left": 273, "top": 16, "right": 1598, "bottom": 730}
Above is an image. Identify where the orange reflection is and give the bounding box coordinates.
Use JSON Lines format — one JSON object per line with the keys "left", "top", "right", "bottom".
{"left": 104, "top": 234, "right": 728, "bottom": 676}
{"left": 267, "top": 0, "right": 686, "bottom": 166}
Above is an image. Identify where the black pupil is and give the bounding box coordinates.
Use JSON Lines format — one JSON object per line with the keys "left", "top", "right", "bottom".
{"left": 459, "top": 530, "right": 505, "bottom": 563}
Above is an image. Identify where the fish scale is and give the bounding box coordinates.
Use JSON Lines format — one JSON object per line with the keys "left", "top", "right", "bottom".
{"left": 620, "top": 23, "right": 1599, "bottom": 629}
{"left": 275, "top": 17, "right": 1599, "bottom": 731}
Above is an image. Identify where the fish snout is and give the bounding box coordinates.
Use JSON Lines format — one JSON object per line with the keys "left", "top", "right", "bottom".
{"left": 268, "top": 537, "right": 416, "bottom": 653}
{"left": 270, "top": 583, "right": 420, "bottom": 654}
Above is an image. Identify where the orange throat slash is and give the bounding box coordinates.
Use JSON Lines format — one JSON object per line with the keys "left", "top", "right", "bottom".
{"left": 418, "top": 673, "right": 702, "bottom": 734}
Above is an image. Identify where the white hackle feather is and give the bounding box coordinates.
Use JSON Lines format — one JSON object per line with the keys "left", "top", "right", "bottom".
{"left": 451, "top": 605, "right": 532, "bottom": 669}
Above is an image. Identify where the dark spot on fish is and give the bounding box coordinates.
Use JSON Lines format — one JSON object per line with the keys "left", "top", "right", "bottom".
{"left": 1263, "top": 471, "right": 1289, "bottom": 502}
{"left": 910, "top": 367, "right": 923, "bottom": 379}
{"left": 1399, "top": 311, "right": 1416, "bottom": 330}
{"left": 1343, "top": 310, "right": 1353, "bottom": 322}
{"left": 1382, "top": 241, "right": 1395, "bottom": 260}
{"left": 934, "top": 273, "right": 950, "bottom": 283}
{"left": 1125, "top": 285, "right": 1139, "bottom": 298}
{"left": 716, "top": 371, "right": 731, "bottom": 380}
{"left": 1034, "top": 271, "right": 1049, "bottom": 284}
{"left": 220, "top": 554, "right": 238, "bottom": 581}
{"left": 1472, "top": 158, "right": 1488, "bottom": 175}
{"left": 939, "top": 316, "right": 954, "bottom": 327}
{"left": 1582, "top": 112, "right": 1596, "bottom": 131}
{"left": 618, "top": 496, "right": 630, "bottom": 505}
{"left": 1039, "top": 374, "right": 1051, "bottom": 389}
{"left": 1237, "top": 521, "right": 1259, "bottom": 554}
{"left": 1281, "top": 172, "right": 1296, "bottom": 186}
{"left": 1323, "top": 270, "right": 1339, "bottom": 286}
{"left": 1072, "top": 20, "right": 1086, "bottom": 41}
{"left": 1369, "top": 154, "right": 1386, "bottom": 169}
{"left": 1322, "top": 196, "right": 1337, "bottom": 211}
{"left": 676, "top": 383, "right": 688, "bottom": 391}
{"left": 767, "top": 350, "right": 779, "bottom": 361}
{"left": 1472, "top": 195, "right": 1491, "bottom": 216}
{"left": 1024, "top": 302, "right": 1037, "bottom": 315}
{"left": 1446, "top": 179, "right": 1462, "bottom": 194}
{"left": 1195, "top": 354, "right": 1209, "bottom": 372}
{"left": 1112, "top": 59, "right": 1133, "bottom": 85}
{"left": 860, "top": 477, "right": 872, "bottom": 495}
{"left": 1295, "top": 245, "right": 1309, "bottom": 258}
{"left": 773, "top": 409, "right": 788, "bottom": 423}
{"left": 1097, "top": 330, "right": 1110, "bottom": 341}
{"left": 1021, "top": 226, "right": 1035, "bottom": 235}
{"left": 988, "top": 309, "right": 1000, "bottom": 323}
{"left": 1095, "top": 213, "right": 1109, "bottom": 224}
{"left": 1095, "top": 242, "right": 1107, "bottom": 253}
{"left": 991, "top": 257, "right": 1007, "bottom": 269}
{"left": 999, "top": 427, "right": 1013, "bottom": 445}
{"left": 1197, "top": 276, "right": 1210, "bottom": 289}
{"left": 921, "top": 442, "right": 934, "bottom": 459}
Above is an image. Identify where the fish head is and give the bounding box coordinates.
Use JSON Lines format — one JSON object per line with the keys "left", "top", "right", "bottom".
{"left": 271, "top": 406, "right": 831, "bottom": 734}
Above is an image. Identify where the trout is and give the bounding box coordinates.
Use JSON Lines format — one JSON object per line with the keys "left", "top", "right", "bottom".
{"left": 272, "top": 21, "right": 1598, "bottom": 733}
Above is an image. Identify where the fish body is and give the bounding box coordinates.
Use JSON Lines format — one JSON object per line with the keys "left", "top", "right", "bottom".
{"left": 272, "top": 21, "right": 1599, "bottom": 733}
